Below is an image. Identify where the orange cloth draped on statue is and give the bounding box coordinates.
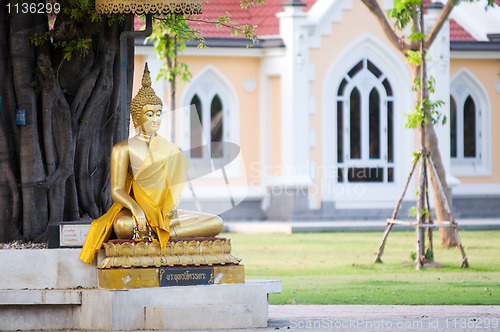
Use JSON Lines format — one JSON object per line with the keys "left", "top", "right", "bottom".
{"left": 79, "top": 136, "right": 189, "bottom": 264}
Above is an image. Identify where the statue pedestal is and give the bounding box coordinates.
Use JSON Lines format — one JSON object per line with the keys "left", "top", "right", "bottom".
{"left": 99, "top": 237, "right": 241, "bottom": 268}
{"left": 97, "top": 237, "right": 245, "bottom": 289}
{"left": 98, "top": 265, "right": 245, "bottom": 289}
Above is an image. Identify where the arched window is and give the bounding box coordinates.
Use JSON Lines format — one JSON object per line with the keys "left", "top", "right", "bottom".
{"left": 189, "top": 93, "right": 226, "bottom": 159}
{"left": 450, "top": 94, "right": 479, "bottom": 161}
{"left": 190, "top": 94, "right": 203, "bottom": 158}
{"left": 336, "top": 59, "right": 394, "bottom": 183}
{"left": 450, "top": 69, "right": 490, "bottom": 176}
{"left": 450, "top": 96, "right": 457, "bottom": 158}
{"left": 182, "top": 65, "right": 239, "bottom": 165}
{"left": 210, "top": 94, "right": 223, "bottom": 158}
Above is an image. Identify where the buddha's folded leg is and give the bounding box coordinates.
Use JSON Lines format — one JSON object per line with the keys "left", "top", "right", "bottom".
{"left": 170, "top": 209, "right": 223, "bottom": 238}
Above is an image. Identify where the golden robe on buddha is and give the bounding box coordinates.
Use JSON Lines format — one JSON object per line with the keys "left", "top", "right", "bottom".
{"left": 79, "top": 136, "right": 189, "bottom": 264}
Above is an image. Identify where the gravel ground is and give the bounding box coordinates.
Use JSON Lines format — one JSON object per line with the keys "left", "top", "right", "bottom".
{"left": 0, "top": 241, "right": 47, "bottom": 249}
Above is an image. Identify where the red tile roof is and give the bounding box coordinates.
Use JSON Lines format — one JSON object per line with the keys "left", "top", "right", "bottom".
{"left": 196, "top": 0, "right": 478, "bottom": 41}
{"left": 135, "top": 0, "right": 315, "bottom": 37}
{"left": 449, "top": 18, "right": 476, "bottom": 41}
{"left": 135, "top": 0, "right": 477, "bottom": 42}
{"left": 192, "top": 0, "right": 315, "bottom": 37}
{"left": 422, "top": 0, "right": 478, "bottom": 42}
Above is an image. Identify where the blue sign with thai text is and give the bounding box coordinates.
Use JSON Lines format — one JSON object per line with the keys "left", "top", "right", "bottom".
{"left": 15, "top": 109, "right": 26, "bottom": 126}
{"left": 159, "top": 267, "right": 214, "bottom": 287}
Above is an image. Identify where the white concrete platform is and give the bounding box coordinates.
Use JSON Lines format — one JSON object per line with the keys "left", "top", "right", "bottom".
{"left": 0, "top": 281, "right": 280, "bottom": 331}
{"left": 0, "top": 248, "right": 281, "bottom": 331}
{"left": 0, "top": 248, "right": 98, "bottom": 289}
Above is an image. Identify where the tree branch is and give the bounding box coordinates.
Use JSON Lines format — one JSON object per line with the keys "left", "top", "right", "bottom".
{"left": 425, "top": 0, "right": 455, "bottom": 49}
{"left": 154, "top": 15, "right": 257, "bottom": 40}
{"left": 361, "top": 0, "right": 411, "bottom": 53}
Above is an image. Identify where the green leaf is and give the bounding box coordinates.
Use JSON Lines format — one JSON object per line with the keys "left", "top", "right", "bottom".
{"left": 408, "top": 206, "right": 418, "bottom": 217}
{"left": 412, "top": 151, "right": 421, "bottom": 163}
{"left": 441, "top": 115, "right": 447, "bottom": 125}
{"left": 425, "top": 248, "right": 433, "bottom": 261}
{"left": 29, "top": 32, "right": 50, "bottom": 47}
{"left": 411, "top": 77, "right": 421, "bottom": 92}
{"left": 389, "top": 0, "right": 423, "bottom": 30}
{"left": 240, "top": 0, "right": 264, "bottom": 8}
{"left": 404, "top": 108, "right": 424, "bottom": 129}
{"left": 409, "top": 31, "right": 426, "bottom": 41}
{"left": 406, "top": 50, "right": 422, "bottom": 65}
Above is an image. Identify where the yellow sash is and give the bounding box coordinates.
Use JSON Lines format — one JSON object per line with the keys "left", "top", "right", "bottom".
{"left": 79, "top": 136, "right": 189, "bottom": 264}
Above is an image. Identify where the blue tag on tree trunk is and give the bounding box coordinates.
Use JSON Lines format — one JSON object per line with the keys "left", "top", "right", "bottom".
{"left": 15, "top": 109, "right": 26, "bottom": 126}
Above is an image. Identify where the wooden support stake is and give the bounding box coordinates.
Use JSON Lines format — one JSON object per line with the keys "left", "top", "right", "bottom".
{"left": 386, "top": 219, "right": 417, "bottom": 226}
{"left": 427, "top": 157, "right": 469, "bottom": 268}
{"left": 425, "top": 170, "right": 433, "bottom": 259}
{"left": 373, "top": 120, "right": 469, "bottom": 268}
{"left": 373, "top": 160, "right": 418, "bottom": 263}
{"left": 373, "top": 223, "right": 393, "bottom": 264}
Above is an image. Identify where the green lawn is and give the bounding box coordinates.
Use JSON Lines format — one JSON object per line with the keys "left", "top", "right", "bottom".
{"left": 224, "top": 230, "right": 500, "bottom": 305}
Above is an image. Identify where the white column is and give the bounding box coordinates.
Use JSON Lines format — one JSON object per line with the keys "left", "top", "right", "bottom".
{"left": 277, "top": 2, "right": 311, "bottom": 188}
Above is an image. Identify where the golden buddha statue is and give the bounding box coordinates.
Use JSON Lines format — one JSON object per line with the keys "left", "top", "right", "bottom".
{"left": 79, "top": 64, "right": 223, "bottom": 264}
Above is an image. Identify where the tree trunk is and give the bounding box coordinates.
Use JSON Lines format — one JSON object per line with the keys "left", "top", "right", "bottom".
{"left": 0, "top": 3, "right": 133, "bottom": 242}
{"left": 0, "top": 3, "right": 21, "bottom": 241}
{"left": 10, "top": 7, "right": 49, "bottom": 241}
{"left": 424, "top": 124, "right": 459, "bottom": 247}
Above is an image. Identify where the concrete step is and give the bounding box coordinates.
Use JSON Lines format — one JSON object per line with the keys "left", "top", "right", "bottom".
{"left": 0, "top": 289, "right": 82, "bottom": 305}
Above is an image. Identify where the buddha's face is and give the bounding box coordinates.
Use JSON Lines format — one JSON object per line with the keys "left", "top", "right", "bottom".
{"left": 138, "top": 104, "right": 162, "bottom": 134}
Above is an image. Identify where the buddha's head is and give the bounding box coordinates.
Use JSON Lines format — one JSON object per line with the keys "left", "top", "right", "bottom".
{"left": 130, "top": 63, "right": 163, "bottom": 134}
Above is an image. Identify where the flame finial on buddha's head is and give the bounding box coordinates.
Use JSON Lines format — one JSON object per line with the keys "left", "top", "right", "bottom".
{"left": 130, "top": 63, "right": 163, "bottom": 127}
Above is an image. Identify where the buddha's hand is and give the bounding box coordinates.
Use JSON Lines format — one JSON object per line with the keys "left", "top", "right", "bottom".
{"left": 132, "top": 209, "right": 148, "bottom": 232}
